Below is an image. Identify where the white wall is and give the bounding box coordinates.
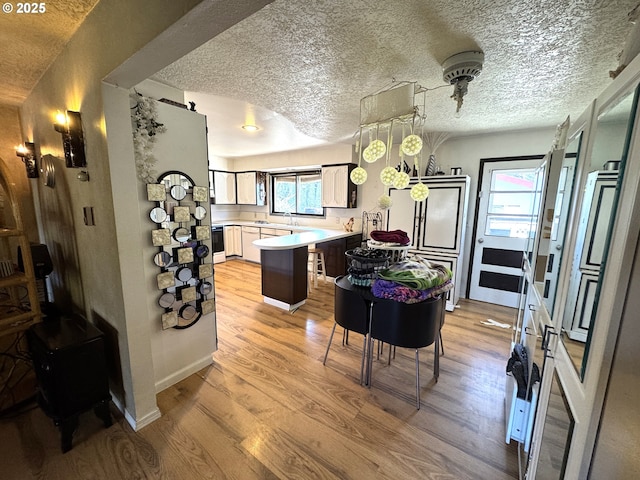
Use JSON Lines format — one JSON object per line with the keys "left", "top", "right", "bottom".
{"left": 144, "top": 101, "right": 216, "bottom": 391}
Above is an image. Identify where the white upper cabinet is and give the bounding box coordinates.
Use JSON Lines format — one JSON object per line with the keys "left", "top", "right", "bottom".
{"left": 322, "top": 164, "right": 357, "bottom": 208}
{"left": 236, "top": 171, "right": 257, "bottom": 205}
{"left": 212, "top": 171, "right": 236, "bottom": 204}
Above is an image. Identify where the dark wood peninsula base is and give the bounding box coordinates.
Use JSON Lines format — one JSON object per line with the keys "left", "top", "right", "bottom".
{"left": 260, "top": 246, "right": 309, "bottom": 311}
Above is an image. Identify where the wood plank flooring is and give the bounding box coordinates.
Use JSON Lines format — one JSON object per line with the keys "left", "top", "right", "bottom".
{"left": 0, "top": 259, "right": 520, "bottom": 479}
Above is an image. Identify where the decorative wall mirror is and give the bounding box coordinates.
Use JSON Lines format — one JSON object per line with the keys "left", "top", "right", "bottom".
{"left": 561, "top": 85, "right": 638, "bottom": 378}
{"left": 147, "top": 170, "right": 215, "bottom": 329}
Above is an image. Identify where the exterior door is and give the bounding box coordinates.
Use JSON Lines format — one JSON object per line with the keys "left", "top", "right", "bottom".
{"left": 469, "top": 158, "right": 544, "bottom": 307}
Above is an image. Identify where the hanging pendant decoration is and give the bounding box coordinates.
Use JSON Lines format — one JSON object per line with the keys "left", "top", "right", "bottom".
{"left": 352, "top": 126, "right": 368, "bottom": 185}
{"left": 350, "top": 166, "right": 368, "bottom": 185}
{"left": 377, "top": 194, "right": 393, "bottom": 209}
{"left": 410, "top": 182, "right": 429, "bottom": 201}
{"left": 369, "top": 139, "right": 386, "bottom": 161}
{"left": 401, "top": 133, "right": 423, "bottom": 156}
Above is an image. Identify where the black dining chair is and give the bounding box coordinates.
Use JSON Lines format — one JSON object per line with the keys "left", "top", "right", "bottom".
{"left": 369, "top": 294, "right": 444, "bottom": 409}
{"left": 323, "top": 276, "right": 371, "bottom": 385}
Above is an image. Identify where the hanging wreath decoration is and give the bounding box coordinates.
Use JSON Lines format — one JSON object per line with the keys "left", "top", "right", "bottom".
{"left": 130, "top": 91, "right": 166, "bottom": 183}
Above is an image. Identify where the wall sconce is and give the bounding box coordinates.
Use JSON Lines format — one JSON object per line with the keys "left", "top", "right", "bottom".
{"left": 15, "top": 142, "right": 39, "bottom": 178}
{"left": 53, "top": 110, "right": 86, "bottom": 168}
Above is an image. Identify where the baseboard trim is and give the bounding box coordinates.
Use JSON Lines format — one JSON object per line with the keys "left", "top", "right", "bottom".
{"left": 154, "top": 355, "right": 213, "bottom": 394}
{"left": 110, "top": 390, "right": 162, "bottom": 431}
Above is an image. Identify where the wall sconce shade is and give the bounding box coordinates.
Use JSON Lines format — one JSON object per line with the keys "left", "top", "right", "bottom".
{"left": 53, "top": 110, "right": 86, "bottom": 168}
{"left": 15, "top": 142, "right": 39, "bottom": 178}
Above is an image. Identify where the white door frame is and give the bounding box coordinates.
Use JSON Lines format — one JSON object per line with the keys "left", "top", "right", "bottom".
{"left": 467, "top": 155, "right": 545, "bottom": 307}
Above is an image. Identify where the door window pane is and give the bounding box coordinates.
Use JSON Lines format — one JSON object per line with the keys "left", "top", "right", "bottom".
{"left": 490, "top": 169, "right": 539, "bottom": 192}
{"left": 485, "top": 167, "right": 541, "bottom": 238}
{"left": 485, "top": 214, "right": 537, "bottom": 238}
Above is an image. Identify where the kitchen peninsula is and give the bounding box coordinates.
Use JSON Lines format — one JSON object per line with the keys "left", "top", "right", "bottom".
{"left": 253, "top": 228, "right": 361, "bottom": 311}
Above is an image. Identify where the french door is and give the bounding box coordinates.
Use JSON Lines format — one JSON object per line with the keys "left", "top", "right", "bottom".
{"left": 469, "top": 158, "right": 544, "bottom": 307}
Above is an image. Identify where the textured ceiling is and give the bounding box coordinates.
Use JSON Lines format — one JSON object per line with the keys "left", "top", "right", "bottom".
{"left": 154, "top": 0, "right": 640, "bottom": 157}
{"left": 0, "top": 0, "right": 100, "bottom": 106}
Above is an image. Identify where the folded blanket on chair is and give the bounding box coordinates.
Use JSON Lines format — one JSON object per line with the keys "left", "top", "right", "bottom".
{"left": 369, "top": 229, "right": 410, "bottom": 245}
{"left": 371, "top": 279, "right": 453, "bottom": 303}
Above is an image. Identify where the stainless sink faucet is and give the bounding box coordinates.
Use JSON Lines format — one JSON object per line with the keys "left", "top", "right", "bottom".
{"left": 284, "top": 211, "right": 292, "bottom": 225}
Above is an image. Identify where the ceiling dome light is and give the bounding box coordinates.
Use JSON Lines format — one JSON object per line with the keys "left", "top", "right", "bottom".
{"left": 242, "top": 124, "right": 259, "bottom": 132}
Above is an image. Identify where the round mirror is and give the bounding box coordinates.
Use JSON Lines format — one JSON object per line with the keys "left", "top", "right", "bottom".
{"left": 176, "top": 266, "right": 193, "bottom": 282}
{"left": 195, "top": 244, "right": 209, "bottom": 259}
{"left": 199, "top": 281, "right": 213, "bottom": 296}
{"left": 173, "top": 227, "right": 191, "bottom": 243}
{"left": 179, "top": 304, "right": 198, "bottom": 321}
{"left": 194, "top": 205, "right": 207, "bottom": 220}
{"left": 158, "top": 292, "right": 175, "bottom": 308}
{"left": 170, "top": 184, "right": 187, "bottom": 201}
{"left": 153, "top": 251, "right": 173, "bottom": 267}
{"left": 149, "top": 207, "right": 168, "bottom": 223}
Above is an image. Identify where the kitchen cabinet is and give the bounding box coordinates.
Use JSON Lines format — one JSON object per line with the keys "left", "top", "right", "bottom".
{"left": 212, "top": 170, "right": 236, "bottom": 204}
{"left": 386, "top": 175, "right": 470, "bottom": 311}
{"left": 242, "top": 226, "right": 261, "bottom": 263}
{"left": 322, "top": 164, "right": 357, "bottom": 208}
{"left": 236, "top": 171, "right": 257, "bottom": 205}
{"left": 260, "top": 227, "right": 277, "bottom": 239}
{"left": 315, "top": 233, "right": 362, "bottom": 277}
{"left": 224, "top": 225, "right": 242, "bottom": 257}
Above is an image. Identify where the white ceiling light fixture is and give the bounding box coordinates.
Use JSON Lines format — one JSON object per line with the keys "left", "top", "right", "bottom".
{"left": 442, "top": 50, "right": 484, "bottom": 116}
{"left": 242, "top": 124, "right": 259, "bottom": 132}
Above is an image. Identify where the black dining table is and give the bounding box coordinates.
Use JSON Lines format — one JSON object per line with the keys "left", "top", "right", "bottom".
{"left": 334, "top": 275, "right": 445, "bottom": 404}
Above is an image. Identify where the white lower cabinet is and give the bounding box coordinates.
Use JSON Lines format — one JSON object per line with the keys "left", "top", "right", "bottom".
{"left": 224, "top": 225, "right": 242, "bottom": 257}
{"left": 241, "top": 226, "right": 261, "bottom": 263}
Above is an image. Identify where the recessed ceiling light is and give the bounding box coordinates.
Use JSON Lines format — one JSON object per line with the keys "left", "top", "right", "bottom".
{"left": 242, "top": 124, "right": 259, "bottom": 132}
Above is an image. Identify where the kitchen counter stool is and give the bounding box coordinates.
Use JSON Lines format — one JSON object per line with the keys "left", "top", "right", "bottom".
{"left": 308, "top": 248, "right": 327, "bottom": 289}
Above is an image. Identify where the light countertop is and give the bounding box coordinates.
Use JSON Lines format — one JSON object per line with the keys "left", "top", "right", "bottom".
{"left": 211, "top": 219, "right": 360, "bottom": 250}
{"left": 253, "top": 229, "right": 359, "bottom": 250}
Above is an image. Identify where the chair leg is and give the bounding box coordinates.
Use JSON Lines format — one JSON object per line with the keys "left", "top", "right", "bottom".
{"left": 359, "top": 334, "right": 367, "bottom": 385}
{"left": 415, "top": 349, "right": 421, "bottom": 410}
{"left": 440, "top": 333, "right": 445, "bottom": 356}
{"left": 323, "top": 322, "right": 337, "bottom": 365}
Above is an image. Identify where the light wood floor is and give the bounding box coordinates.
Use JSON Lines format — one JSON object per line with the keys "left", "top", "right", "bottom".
{"left": 1, "top": 259, "right": 520, "bottom": 479}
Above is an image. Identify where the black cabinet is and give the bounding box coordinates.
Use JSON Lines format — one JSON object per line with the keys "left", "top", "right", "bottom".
{"left": 316, "top": 233, "right": 362, "bottom": 277}
{"left": 27, "top": 315, "right": 112, "bottom": 452}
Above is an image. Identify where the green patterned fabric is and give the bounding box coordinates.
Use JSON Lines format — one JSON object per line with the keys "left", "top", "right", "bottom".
{"left": 377, "top": 255, "right": 452, "bottom": 290}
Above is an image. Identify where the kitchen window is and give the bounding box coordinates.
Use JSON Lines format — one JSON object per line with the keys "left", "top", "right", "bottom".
{"left": 271, "top": 171, "right": 324, "bottom": 216}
